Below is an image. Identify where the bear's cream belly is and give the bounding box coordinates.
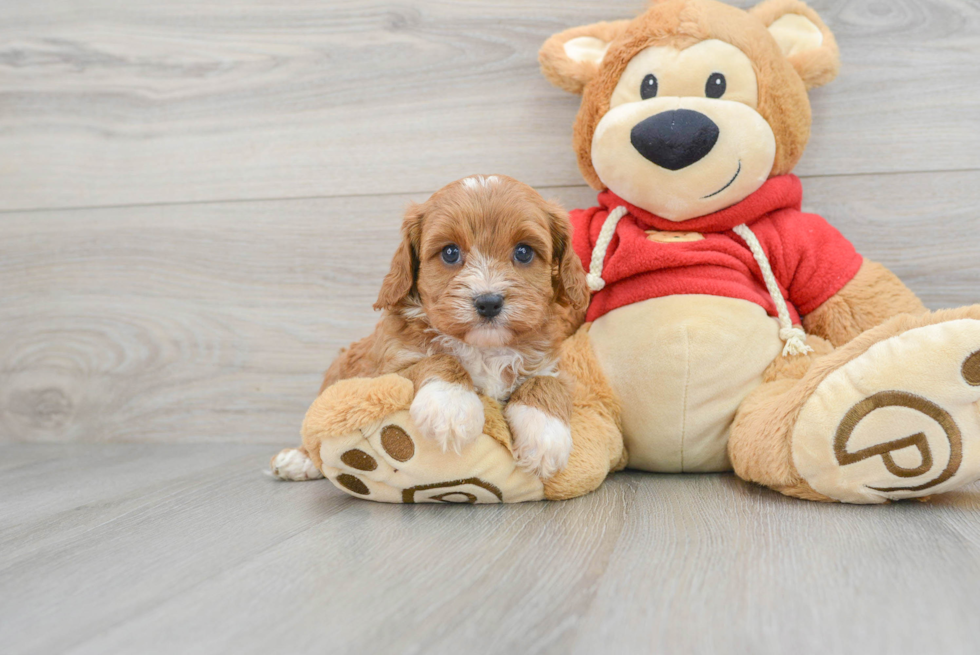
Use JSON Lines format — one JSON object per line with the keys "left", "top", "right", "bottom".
{"left": 589, "top": 295, "right": 784, "bottom": 472}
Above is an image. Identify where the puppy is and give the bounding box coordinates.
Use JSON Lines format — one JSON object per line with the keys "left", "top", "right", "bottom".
{"left": 274, "top": 175, "right": 589, "bottom": 480}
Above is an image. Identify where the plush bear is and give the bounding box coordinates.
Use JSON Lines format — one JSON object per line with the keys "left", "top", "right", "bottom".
{"left": 283, "top": 0, "right": 980, "bottom": 504}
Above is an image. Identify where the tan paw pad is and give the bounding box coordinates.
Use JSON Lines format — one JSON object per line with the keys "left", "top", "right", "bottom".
{"left": 793, "top": 319, "right": 980, "bottom": 503}
{"left": 316, "top": 410, "right": 544, "bottom": 504}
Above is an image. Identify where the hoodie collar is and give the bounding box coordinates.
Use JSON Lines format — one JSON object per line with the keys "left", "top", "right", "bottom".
{"left": 597, "top": 175, "right": 804, "bottom": 234}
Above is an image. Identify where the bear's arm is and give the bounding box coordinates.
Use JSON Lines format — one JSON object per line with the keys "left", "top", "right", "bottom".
{"left": 801, "top": 259, "right": 927, "bottom": 348}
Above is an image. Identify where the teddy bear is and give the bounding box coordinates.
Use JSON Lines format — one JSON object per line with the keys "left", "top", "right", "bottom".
{"left": 285, "top": 0, "right": 980, "bottom": 504}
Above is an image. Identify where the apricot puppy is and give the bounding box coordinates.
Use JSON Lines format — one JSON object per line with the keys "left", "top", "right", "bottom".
{"left": 294, "top": 175, "right": 589, "bottom": 478}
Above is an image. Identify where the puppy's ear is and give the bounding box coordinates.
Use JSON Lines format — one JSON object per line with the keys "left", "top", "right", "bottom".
{"left": 374, "top": 203, "right": 424, "bottom": 311}
{"left": 539, "top": 20, "right": 631, "bottom": 94}
{"left": 751, "top": 0, "right": 840, "bottom": 89}
{"left": 547, "top": 201, "right": 590, "bottom": 318}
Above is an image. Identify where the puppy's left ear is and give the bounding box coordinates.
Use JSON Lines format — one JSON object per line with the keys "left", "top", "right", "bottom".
{"left": 751, "top": 0, "right": 840, "bottom": 89}
{"left": 547, "top": 201, "right": 590, "bottom": 318}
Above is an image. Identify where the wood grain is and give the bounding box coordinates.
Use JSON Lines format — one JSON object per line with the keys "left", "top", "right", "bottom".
{"left": 4, "top": 2, "right": 980, "bottom": 653}
{"left": 1, "top": 0, "right": 979, "bottom": 211}
{"left": 1, "top": 171, "right": 978, "bottom": 444}
{"left": 3, "top": 444, "right": 980, "bottom": 654}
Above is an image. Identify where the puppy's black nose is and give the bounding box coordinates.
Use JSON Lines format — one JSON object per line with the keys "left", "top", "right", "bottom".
{"left": 630, "top": 109, "right": 719, "bottom": 171}
{"left": 473, "top": 293, "right": 504, "bottom": 319}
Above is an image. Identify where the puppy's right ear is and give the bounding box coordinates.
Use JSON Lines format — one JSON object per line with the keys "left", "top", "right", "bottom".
{"left": 374, "top": 203, "right": 424, "bottom": 311}
{"left": 539, "top": 20, "right": 631, "bottom": 94}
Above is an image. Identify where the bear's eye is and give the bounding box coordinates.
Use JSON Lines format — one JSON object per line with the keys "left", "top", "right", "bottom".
{"left": 513, "top": 244, "right": 534, "bottom": 264}
{"left": 441, "top": 244, "right": 461, "bottom": 265}
{"left": 640, "top": 74, "right": 658, "bottom": 100}
{"left": 706, "top": 72, "right": 726, "bottom": 99}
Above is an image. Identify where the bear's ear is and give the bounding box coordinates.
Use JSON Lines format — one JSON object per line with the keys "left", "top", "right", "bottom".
{"left": 750, "top": 0, "right": 840, "bottom": 89}
{"left": 539, "top": 20, "right": 631, "bottom": 94}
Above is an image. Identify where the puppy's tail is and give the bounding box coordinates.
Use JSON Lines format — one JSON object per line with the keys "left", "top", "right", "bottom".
{"left": 268, "top": 447, "right": 324, "bottom": 481}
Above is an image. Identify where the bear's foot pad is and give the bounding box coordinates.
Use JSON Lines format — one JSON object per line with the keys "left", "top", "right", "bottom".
{"left": 793, "top": 318, "right": 980, "bottom": 503}
{"left": 316, "top": 409, "right": 545, "bottom": 504}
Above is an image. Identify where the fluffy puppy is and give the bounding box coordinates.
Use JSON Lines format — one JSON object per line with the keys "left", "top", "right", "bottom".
{"left": 290, "top": 175, "right": 589, "bottom": 479}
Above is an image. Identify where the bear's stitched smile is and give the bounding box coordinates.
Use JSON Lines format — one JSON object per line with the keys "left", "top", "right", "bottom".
{"left": 702, "top": 160, "right": 742, "bottom": 199}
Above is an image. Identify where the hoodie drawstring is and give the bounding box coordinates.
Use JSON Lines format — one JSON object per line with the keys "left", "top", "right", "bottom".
{"left": 585, "top": 206, "right": 812, "bottom": 358}
{"left": 585, "top": 206, "right": 629, "bottom": 292}
{"left": 732, "top": 223, "right": 813, "bottom": 357}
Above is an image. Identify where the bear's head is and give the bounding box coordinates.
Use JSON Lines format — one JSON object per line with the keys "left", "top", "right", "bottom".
{"left": 539, "top": 0, "right": 840, "bottom": 221}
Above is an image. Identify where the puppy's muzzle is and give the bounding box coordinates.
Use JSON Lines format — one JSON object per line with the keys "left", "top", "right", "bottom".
{"left": 473, "top": 293, "right": 504, "bottom": 319}
{"left": 630, "top": 109, "right": 719, "bottom": 171}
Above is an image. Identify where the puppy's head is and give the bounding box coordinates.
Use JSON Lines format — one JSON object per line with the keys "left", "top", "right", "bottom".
{"left": 375, "top": 175, "right": 587, "bottom": 347}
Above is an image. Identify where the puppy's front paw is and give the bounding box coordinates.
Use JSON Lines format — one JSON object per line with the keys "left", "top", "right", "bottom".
{"left": 505, "top": 404, "right": 573, "bottom": 479}
{"left": 410, "top": 380, "right": 485, "bottom": 454}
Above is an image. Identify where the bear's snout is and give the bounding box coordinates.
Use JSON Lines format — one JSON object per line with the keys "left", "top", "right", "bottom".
{"left": 630, "top": 109, "right": 719, "bottom": 171}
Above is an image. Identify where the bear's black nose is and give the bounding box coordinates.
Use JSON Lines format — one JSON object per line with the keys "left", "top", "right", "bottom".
{"left": 630, "top": 109, "right": 720, "bottom": 171}
{"left": 473, "top": 293, "right": 504, "bottom": 319}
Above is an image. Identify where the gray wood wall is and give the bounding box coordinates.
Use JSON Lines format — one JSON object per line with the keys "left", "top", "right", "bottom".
{"left": 2, "top": 0, "right": 978, "bottom": 444}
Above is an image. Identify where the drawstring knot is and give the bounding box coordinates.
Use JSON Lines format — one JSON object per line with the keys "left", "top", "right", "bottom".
{"left": 585, "top": 273, "right": 606, "bottom": 292}
{"left": 733, "top": 223, "right": 813, "bottom": 357}
{"left": 779, "top": 326, "right": 812, "bottom": 357}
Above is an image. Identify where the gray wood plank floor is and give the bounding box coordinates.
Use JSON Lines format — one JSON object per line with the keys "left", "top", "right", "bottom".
{"left": 4, "top": 443, "right": 980, "bottom": 655}
{"left": 2, "top": 0, "right": 979, "bottom": 210}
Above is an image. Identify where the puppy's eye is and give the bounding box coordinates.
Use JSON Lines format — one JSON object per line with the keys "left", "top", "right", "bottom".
{"left": 640, "top": 74, "right": 658, "bottom": 100}
{"left": 513, "top": 244, "right": 534, "bottom": 264}
{"left": 441, "top": 244, "right": 461, "bottom": 265}
{"left": 706, "top": 72, "right": 726, "bottom": 99}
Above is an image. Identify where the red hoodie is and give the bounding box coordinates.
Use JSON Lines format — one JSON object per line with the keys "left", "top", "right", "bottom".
{"left": 570, "top": 175, "right": 864, "bottom": 323}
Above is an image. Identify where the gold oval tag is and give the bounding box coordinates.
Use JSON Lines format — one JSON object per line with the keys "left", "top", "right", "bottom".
{"left": 645, "top": 230, "right": 704, "bottom": 243}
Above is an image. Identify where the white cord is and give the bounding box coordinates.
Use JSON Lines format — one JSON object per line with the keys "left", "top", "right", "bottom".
{"left": 732, "top": 223, "right": 813, "bottom": 357}
{"left": 585, "top": 211, "right": 809, "bottom": 357}
{"left": 586, "top": 206, "right": 629, "bottom": 292}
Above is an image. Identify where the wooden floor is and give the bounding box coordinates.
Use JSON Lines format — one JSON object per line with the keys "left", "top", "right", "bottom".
{"left": 4, "top": 443, "right": 980, "bottom": 655}
{"left": 3, "top": 0, "right": 980, "bottom": 653}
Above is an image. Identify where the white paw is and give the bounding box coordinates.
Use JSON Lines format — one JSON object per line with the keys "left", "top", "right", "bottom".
{"left": 269, "top": 448, "right": 324, "bottom": 481}
{"left": 410, "top": 380, "right": 485, "bottom": 454}
{"left": 505, "top": 403, "right": 573, "bottom": 479}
